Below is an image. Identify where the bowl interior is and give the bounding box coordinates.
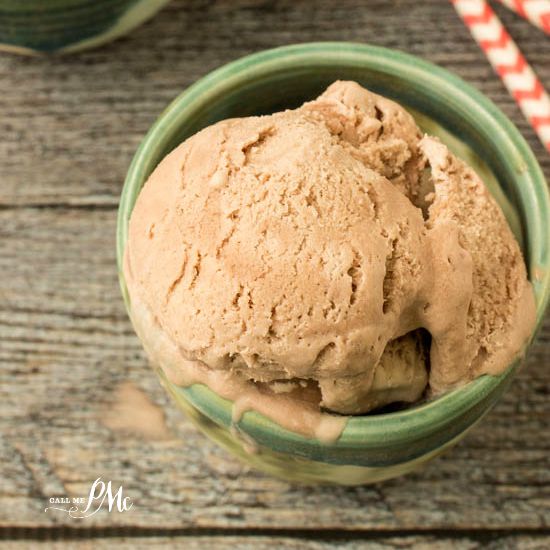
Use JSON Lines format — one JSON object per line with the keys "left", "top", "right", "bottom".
{"left": 118, "top": 43, "right": 550, "bottom": 453}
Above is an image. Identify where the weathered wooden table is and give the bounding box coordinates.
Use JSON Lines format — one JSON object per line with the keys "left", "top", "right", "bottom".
{"left": 1, "top": 0, "right": 549, "bottom": 547}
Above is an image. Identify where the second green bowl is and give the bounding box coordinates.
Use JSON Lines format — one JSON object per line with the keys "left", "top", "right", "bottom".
{"left": 0, "top": 0, "right": 170, "bottom": 54}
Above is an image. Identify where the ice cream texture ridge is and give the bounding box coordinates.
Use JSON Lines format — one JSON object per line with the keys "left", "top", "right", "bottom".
{"left": 124, "top": 81, "right": 536, "bottom": 440}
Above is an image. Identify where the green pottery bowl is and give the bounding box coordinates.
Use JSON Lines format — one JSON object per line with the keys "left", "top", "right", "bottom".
{"left": 117, "top": 43, "right": 550, "bottom": 485}
{"left": 0, "top": 0, "right": 170, "bottom": 54}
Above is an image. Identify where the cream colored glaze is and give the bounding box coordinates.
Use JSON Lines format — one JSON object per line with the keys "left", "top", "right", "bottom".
{"left": 124, "top": 81, "right": 536, "bottom": 434}
{"left": 229, "top": 424, "right": 260, "bottom": 455}
{"left": 532, "top": 265, "right": 546, "bottom": 284}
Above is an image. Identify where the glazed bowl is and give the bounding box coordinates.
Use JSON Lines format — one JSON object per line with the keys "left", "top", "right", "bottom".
{"left": 0, "top": 0, "right": 170, "bottom": 54}
{"left": 117, "top": 43, "right": 550, "bottom": 485}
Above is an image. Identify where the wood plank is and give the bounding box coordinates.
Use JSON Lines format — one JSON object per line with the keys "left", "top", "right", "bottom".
{"left": 1, "top": 0, "right": 550, "bottom": 538}
{"left": 2, "top": 534, "right": 550, "bottom": 549}
{"left": 0, "top": 0, "right": 548, "bottom": 207}
{"left": 1, "top": 207, "right": 549, "bottom": 529}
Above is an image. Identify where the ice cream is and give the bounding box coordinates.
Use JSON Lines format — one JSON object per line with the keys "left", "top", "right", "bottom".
{"left": 124, "top": 81, "right": 536, "bottom": 437}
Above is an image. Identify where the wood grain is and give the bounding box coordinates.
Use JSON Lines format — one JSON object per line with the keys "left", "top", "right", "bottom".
{"left": 0, "top": 0, "right": 548, "bottom": 207}
{"left": 1, "top": 0, "right": 549, "bottom": 546}
{"left": 3, "top": 534, "right": 550, "bottom": 549}
{"left": 1, "top": 188, "right": 549, "bottom": 532}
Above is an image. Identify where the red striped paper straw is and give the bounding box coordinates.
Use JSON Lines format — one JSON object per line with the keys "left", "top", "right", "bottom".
{"left": 497, "top": 0, "right": 550, "bottom": 35}
{"left": 452, "top": 0, "right": 550, "bottom": 152}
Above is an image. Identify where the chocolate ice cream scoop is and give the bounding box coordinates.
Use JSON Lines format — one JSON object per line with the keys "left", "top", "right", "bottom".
{"left": 124, "top": 81, "right": 535, "bottom": 430}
